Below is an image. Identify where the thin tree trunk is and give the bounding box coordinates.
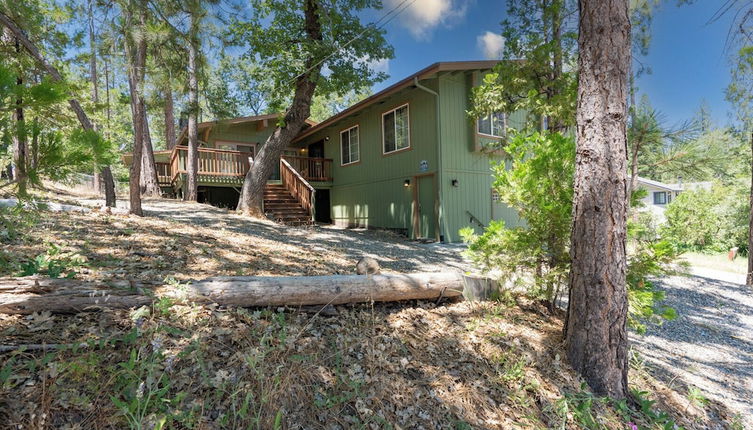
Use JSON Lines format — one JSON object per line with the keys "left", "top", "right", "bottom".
{"left": 11, "top": 36, "right": 27, "bottom": 196}
{"left": 164, "top": 85, "right": 176, "bottom": 149}
{"left": 140, "top": 102, "right": 162, "bottom": 196}
{"left": 748, "top": 131, "right": 753, "bottom": 287}
{"left": 564, "top": 0, "right": 631, "bottom": 399}
{"left": 627, "top": 141, "right": 640, "bottom": 204}
{"left": 185, "top": 14, "right": 200, "bottom": 202}
{"left": 124, "top": 6, "right": 147, "bottom": 216}
{"left": 88, "top": 0, "right": 102, "bottom": 194}
{"left": 237, "top": 0, "right": 323, "bottom": 216}
{"left": 0, "top": 10, "right": 116, "bottom": 206}
{"left": 30, "top": 118, "right": 39, "bottom": 170}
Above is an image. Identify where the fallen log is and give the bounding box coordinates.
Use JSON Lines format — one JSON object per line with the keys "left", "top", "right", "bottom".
{"left": 0, "top": 272, "right": 464, "bottom": 315}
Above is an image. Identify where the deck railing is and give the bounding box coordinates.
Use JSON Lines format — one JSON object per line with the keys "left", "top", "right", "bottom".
{"left": 282, "top": 156, "right": 333, "bottom": 182}
{"left": 155, "top": 162, "right": 172, "bottom": 186}
{"left": 164, "top": 146, "right": 331, "bottom": 184}
{"left": 280, "top": 158, "right": 315, "bottom": 220}
{"left": 169, "top": 145, "right": 251, "bottom": 180}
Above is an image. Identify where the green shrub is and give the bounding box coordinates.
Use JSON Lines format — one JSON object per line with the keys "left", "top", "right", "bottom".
{"left": 661, "top": 181, "right": 749, "bottom": 254}
{"left": 463, "top": 130, "right": 679, "bottom": 331}
{"left": 461, "top": 131, "right": 574, "bottom": 306}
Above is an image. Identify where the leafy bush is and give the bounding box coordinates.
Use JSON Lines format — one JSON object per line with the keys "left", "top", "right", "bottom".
{"left": 461, "top": 131, "right": 574, "bottom": 306}
{"left": 463, "top": 130, "right": 680, "bottom": 331}
{"left": 626, "top": 239, "right": 683, "bottom": 334}
{"left": 661, "top": 181, "right": 749, "bottom": 254}
{"left": 18, "top": 243, "right": 87, "bottom": 279}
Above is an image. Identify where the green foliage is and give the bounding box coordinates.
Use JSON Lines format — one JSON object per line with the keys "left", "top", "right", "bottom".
{"left": 227, "top": 0, "right": 393, "bottom": 112}
{"left": 661, "top": 182, "right": 749, "bottom": 254}
{"left": 461, "top": 131, "right": 574, "bottom": 305}
{"left": 27, "top": 128, "right": 118, "bottom": 185}
{"left": 463, "top": 130, "right": 680, "bottom": 330}
{"left": 17, "top": 243, "right": 87, "bottom": 279}
{"left": 0, "top": 203, "right": 38, "bottom": 243}
{"left": 469, "top": 0, "right": 577, "bottom": 130}
{"left": 727, "top": 45, "right": 753, "bottom": 129}
{"left": 309, "top": 88, "right": 372, "bottom": 122}
{"left": 626, "top": 238, "right": 682, "bottom": 334}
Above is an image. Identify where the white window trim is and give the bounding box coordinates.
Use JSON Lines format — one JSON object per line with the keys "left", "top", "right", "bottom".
{"left": 340, "top": 125, "right": 360, "bottom": 166}
{"left": 476, "top": 112, "right": 506, "bottom": 138}
{"left": 382, "top": 103, "right": 411, "bottom": 155}
{"left": 653, "top": 191, "right": 668, "bottom": 205}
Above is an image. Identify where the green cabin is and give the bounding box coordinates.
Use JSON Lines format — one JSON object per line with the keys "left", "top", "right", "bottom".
{"left": 128, "top": 61, "right": 524, "bottom": 242}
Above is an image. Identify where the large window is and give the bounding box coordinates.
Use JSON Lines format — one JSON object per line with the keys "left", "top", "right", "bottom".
{"left": 477, "top": 112, "right": 506, "bottom": 137}
{"left": 382, "top": 104, "right": 410, "bottom": 154}
{"left": 340, "top": 125, "right": 360, "bottom": 165}
{"left": 653, "top": 191, "right": 667, "bottom": 205}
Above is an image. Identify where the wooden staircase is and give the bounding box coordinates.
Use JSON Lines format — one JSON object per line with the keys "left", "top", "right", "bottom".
{"left": 264, "top": 184, "right": 312, "bottom": 226}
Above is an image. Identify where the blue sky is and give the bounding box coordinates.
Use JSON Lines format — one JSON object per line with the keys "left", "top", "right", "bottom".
{"left": 369, "top": 0, "right": 735, "bottom": 126}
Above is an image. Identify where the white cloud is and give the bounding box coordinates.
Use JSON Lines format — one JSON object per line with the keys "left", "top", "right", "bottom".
{"left": 368, "top": 57, "right": 390, "bottom": 74}
{"left": 477, "top": 31, "right": 505, "bottom": 60}
{"left": 386, "top": 0, "right": 469, "bottom": 40}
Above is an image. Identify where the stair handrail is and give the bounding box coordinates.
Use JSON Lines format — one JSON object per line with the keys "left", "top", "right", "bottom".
{"left": 466, "top": 210, "right": 486, "bottom": 229}
{"left": 280, "top": 158, "right": 315, "bottom": 221}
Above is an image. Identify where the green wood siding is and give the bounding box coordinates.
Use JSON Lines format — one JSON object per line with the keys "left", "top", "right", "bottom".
{"left": 297, "top": 81, "right": 440, "bottom": 236}
{"left": 438, "top": 72, "right": 523, "bottom": 243}
{"left": 205, "top": 122, "right": 275, "bottom": 149}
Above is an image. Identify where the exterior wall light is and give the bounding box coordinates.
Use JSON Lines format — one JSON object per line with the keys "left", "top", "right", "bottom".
{"left": 404, "top": 179, "right": 411, "bottom": 187}
{"left": 451, "top": 179, "right": 459, "bottom": 187}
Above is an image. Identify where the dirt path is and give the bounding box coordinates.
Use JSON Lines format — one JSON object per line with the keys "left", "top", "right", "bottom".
{"left": 633, "top": 272, "right": 753, "bottom": 427}
{"left": 75, "top": 197, "right": 472, "bottom": 275}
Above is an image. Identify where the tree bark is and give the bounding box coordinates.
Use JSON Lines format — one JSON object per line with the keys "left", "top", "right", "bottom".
{"left": 140, "top": 101, "right": 162, "bottom": 196}
{"left": 748, "top": 131, "right": 753, "bottom": 287}
{"left": 0, "top": 272, "right": 464, "bottom": 315}
{"left": 11, "top": 35, "right": 27, "bottom": 196}
{"left": 564, "top": 0, "right": 631, "bottom": 400}
{"left": 164, "top": 84, "right": 176, "bottom": 149}
{"left": 124, "top": 5, "right": 147, "bottom": 216}
{"left": 0, "top": 10, "right": 116, "bottom": 206}
{"left": 237, "top": 0, "right": 323, "bottom": 216}
{"left": 88, "top": 0, "right": 102, "bottom": 194}
{"left": 185, "top": 11, "right": 200, "bottom": 201}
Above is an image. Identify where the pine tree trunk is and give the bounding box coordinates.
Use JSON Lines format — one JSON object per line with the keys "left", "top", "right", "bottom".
{"left": 11, "top": 36, "right": 27, "bottom": 196}
{"left": 88, "top": 0, "right": 103, "bottom": 195}
{"left": 140, "top": 101, "right": 162, "bottom": 197}
{"left": 164, "top": 84, "right": 176, "bottom": 149}
{"left": 185, "top": 16, "right": 200, "bottom": 202}
{"left": 564, "top": 0, "right": 631, "bottom": 399}
{"left": 237, "top": 0, "right": 323, "bottom": 216}
{"left": 748, "top": 132, "right": 753, "bottom": 287}
{"left": 124, "top": 6, "right": 147, "bottom": 216}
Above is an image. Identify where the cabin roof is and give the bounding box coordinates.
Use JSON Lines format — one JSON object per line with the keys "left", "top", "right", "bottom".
{"left": 292, "top": 60, "right": 501, "bottom": 142}
{"left": 175, "top": 113, "right": 318, "bottom": 146}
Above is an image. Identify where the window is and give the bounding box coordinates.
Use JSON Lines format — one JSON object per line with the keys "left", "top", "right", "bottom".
{"left": 382, "top": 104, "right": 410, "bottom": 154}
{"left": 653, "top": 191, "right": 667, "bottom": 205}
{"left": 340, "top": 125, "right": 360, "bottom": 165}
{"left": 478, "top": 112, "right": 506, "bottom": 137}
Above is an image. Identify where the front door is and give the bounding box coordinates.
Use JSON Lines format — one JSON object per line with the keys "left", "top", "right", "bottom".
{"left": 308, "top": 140, "right": 325, "bottom": 158}
{"left": 417, "top": 175, "right": 436, "bottom": 239}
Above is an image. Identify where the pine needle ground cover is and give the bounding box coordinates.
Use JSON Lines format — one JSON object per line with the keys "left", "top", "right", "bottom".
{"left": 0, "top": 203, "right": 743, "bottom": 429}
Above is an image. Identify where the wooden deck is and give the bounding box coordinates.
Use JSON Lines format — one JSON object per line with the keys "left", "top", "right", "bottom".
{"left": 162, "top": 146, "right": 333, "bottom": 188}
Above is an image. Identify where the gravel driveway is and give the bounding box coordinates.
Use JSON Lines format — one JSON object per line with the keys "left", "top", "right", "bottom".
{"left": 633, "top": 271, "right": 753, "bottom": 427}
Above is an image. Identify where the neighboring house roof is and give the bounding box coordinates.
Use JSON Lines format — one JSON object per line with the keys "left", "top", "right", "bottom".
{"left": 634, "top": 176, "right": 680, "bottom": 192}
{"left": 293, "top": 60, "right": 501, "bottom": 143}
{"left": 175, "top": 113, "right": 318, "bottom": 146}
{"left": 633, "top": 176, "right": 712, "bottom": 192}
